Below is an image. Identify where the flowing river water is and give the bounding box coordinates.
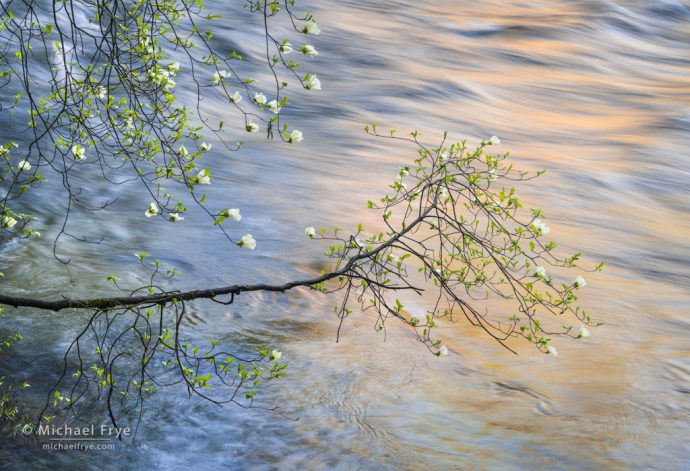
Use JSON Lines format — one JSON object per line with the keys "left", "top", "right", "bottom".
{"left": 1, "top": 0, "right": 689, "bottom": 469}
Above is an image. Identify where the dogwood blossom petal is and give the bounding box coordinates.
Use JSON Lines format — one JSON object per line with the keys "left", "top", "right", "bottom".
{"left": 239, "top": 234, "right": 256, "bottom": 250}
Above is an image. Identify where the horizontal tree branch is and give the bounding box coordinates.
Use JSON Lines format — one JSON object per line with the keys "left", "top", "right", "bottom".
{"left": 0, "top": 206, "right": 434, "bottom": 312}
{"left": 0, "top": 275, "right": 329, "bottom": 312}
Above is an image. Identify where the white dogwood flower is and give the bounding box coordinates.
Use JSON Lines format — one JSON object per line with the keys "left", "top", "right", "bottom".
{"left": 575, "top": 275, "right": 586, "bottom": 288}
{"left": 531, "top": 219, "right": 550, "bottom": 235}
{"left": 271, "top": 349, "right": 282, "bottom": 360}
{"left": 246, "top": 122, "right": 259, "bottom": 133}
{"left": 178, "top": 145, "right": 189, "bottom": 157}
{"left": 302, "top": 19, "right": 321, "bottom": 35}
{"left": 253, "top": 92, "right": 267, "bottom": 105}
{"left": 229, "top": 91, "right": 243, "bottom": 104}
{"left": 239, "top": 234, "right": 256, "bottom": 250}
{"left": 547, "top": 345, "right": 558, "bottom": 357}
{"left": 71, "top": 144, "right": 86, "bottom": 161}
{"left": 288, "top": 130, "right": 303, "bottom": 143}
{"left": 279, "top": 42, "right": 294, "bottom": 54}
{"left": 304, "top": 74, "right": 321, "bottom": 91}
{"left": 145, "top": 202, "right": 159, "bottom": 218}
{"left": 2, "top": 216, "right": 17, "bottom": 228}
{"left": 211, "top": 70, "right": 229, "bottom": 85}
{"left": 148, "top": 68, "right": 174, "bottom": 89}
{"left": 300, "top": 45, "right": 318, "bottom": 57}
{"left": 535, "top": 266, "right": 547, "bottom": 278}
{"left": 168, "top": 213, "right": 184, "bottom": 222}
{"left": 438, "top": 345, "right": 449, "bottom": 356}
{"left": 95, "top": 86, "right": 107, "bottom": 99}
{"left": 201, "top": 142, "right": 212, "bottom": 152}
{"left": 196, "top": 169, "right": 211, "bottom": 185}
{"left": 168, "top": 62, "right": 180, "bottom": 75}
{"left": 579, "top": 326, "right": 591, "bottom": 338}
{"left": 305, "top": 226, "right": 316, "bottom": 238}
{"left": 17, "top": 160, "right": 31, "bottom": 171}
{"left": 267, "top": 100, "right": 281, "bottom": 114}
{"left": 488, "top": 135, "right": 501, "bottom": 145}
{"left": 222, "top": 208, "right": 241, "bottom": 221}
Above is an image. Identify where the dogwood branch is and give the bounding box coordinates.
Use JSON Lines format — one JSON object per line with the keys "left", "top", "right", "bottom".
{"left": 0, "top": 205, "right": 431, "bottom": 312}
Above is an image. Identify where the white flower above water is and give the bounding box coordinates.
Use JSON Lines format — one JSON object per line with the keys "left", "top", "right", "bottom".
{"left": 211, "top": 70, "right": 229, "bottom": 85}
{"left": 229, "top": 91, "right": 243, "bottom": 104}
{"left": 279, "top": 42, "right": 294, "bottom": 54}
{"left": 71, "top": 144, "right": 86, "bottom": 161}
{"left": 177, "top": 145, "right": 189, "bottom": 157}
{"left": 304, "top": 74, "right": 321, "bottom": 91}
{"left": 488, "top": 135, "right": 501, "bottom": 146}
{"left": 168, "top": 62, "right": 180, "bottom": 75}
{"left": 145, "top": 202, "right": 159, "bottom": 218}
{"left": 305, "top": 226, "right": 316, "bottom": 238}
{"left": 239, "top": 234, "right": 256, "bottom": 250}
{"left": 168, "top": 213, "right": 184, "bottom": 223}
{"left": 535, "top": 266, "right": 547, "bottom": 278}
{"left": 95, "top": 86, "right": 107, "bottom": 99}
{"left": 531, "top": 218, "right": 550, "bottom": 236}
{"left": 270, "top": 349, "right": 282, "bottom": 360}
{"left": 302, "top": 19, "right": 321, "bottom": 35}
{"left": 17, "top": 160, "right": 31, "bottom": 171}
{"left": 200, "top": 142, "right": 212, "bottom": 152}
{"left": 578, "top": 326, "right": 591, "bottom": 338}
{"left": 300, "top": 45, "right": 318, "bottom": 57}
{"left": 547, "top": 345, "right": 558, "bottom": 357}
{"left": 438, "top": 345, "right": 449, "bottom": 356}
{"left": 253, "top": 92, "right": 267, "bottom": 105}
{"left": 575, "top": 275, "right": 587, "bottom": 288}
{"left": 2, "top": 216, "right": 17, "bottom": 228}
{"left": 139, "top": 35, "right": 153, "bottom": 54}
{"left": 228, "top": 208, "right": 242, "bottom": 221}
{"left": 147, "top": 67, "right": 176, "bottom": 91}
{"left": 267, "top": 100, "right": 281, "bottom": 114}
{"left": 163, "top": 78, "right": 176, "bottom": 91}
{"left": 288, "top": 130, "right": 303, "bottom": 143}
{"left": 220, "top": 208, "right": 242, "bottom": 222}
{"left": 196, "top": 169, "right": 211, "bottom": 185}
{"left": 246, "top": 122, "right": 259, "bottom": 133}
